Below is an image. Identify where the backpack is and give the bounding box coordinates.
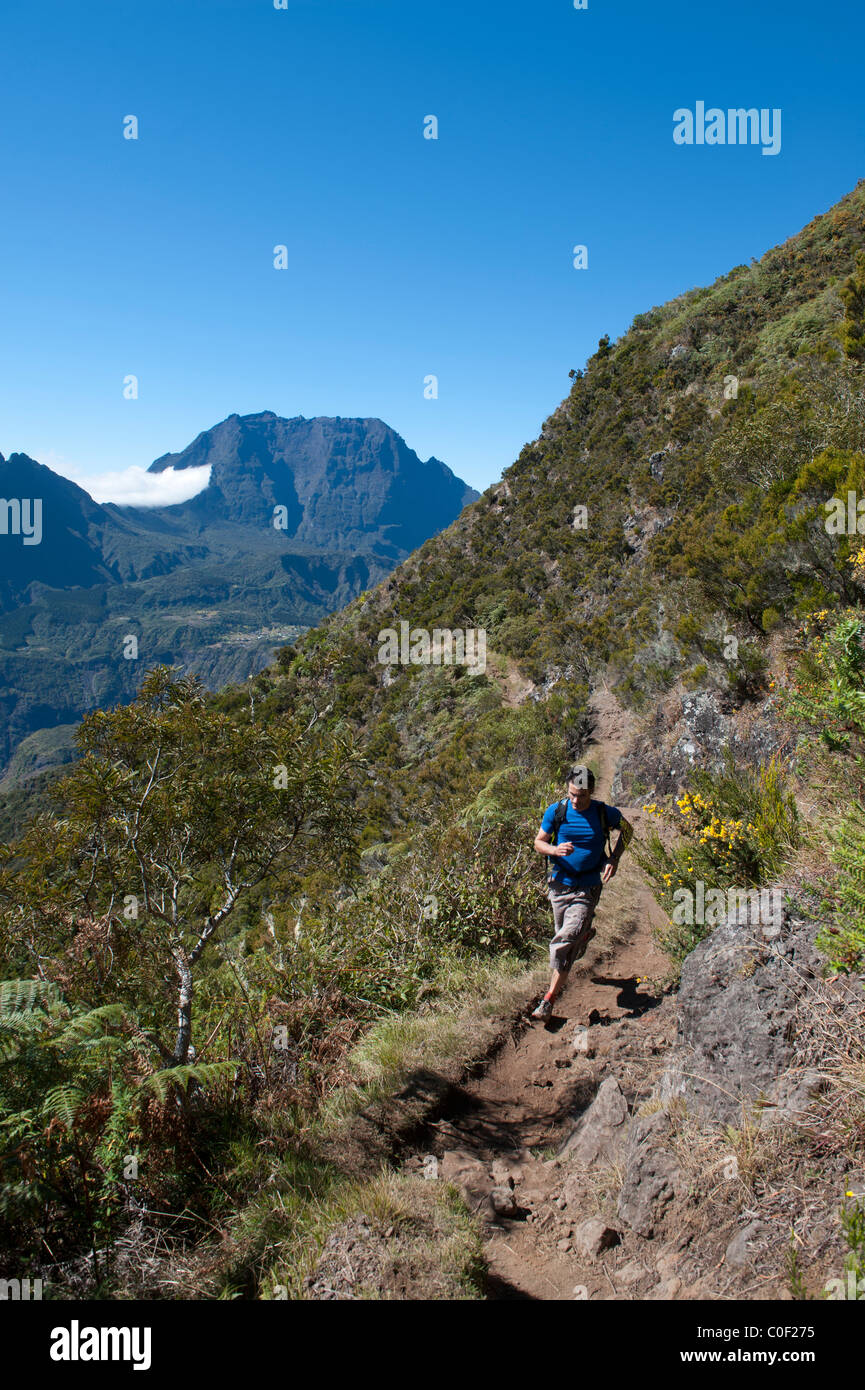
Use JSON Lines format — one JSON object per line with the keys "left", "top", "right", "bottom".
{"left": 548, "top": 798, "right": 612, "bottom": 883}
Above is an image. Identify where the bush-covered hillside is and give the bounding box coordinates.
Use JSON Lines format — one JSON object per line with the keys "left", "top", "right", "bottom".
{"left": 253, "top": 180, "right": 865, "bottom": 842}
{"left": 3, "top": 181, "right": 865, "bottom": 1300}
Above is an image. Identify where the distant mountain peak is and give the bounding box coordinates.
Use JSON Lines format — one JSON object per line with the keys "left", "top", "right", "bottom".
{"left": 146, "top": 412, "right": 478, "bottom": 550}
{"left": 0, "top": 414, "right": 478, "bottom": 781}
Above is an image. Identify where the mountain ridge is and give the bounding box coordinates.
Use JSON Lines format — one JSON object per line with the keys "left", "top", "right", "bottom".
{"left": 3, "top": 183, "right": 865, "bottom": 1306}
{"left": 0, "top": 414, "right": 478, "bottom": 784}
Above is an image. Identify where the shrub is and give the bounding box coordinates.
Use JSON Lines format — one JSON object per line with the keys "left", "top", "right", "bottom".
{"left": 635, "top": 756, "right": 800, "bottom": 964}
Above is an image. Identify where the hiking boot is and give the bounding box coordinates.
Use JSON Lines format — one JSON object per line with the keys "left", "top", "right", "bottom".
{"left": 531, "top": 997, "right": 553, "bottom": 1021}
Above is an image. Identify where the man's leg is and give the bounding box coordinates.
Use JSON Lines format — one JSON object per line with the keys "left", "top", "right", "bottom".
{"left": 547, "top": 966, "right": 567, "bottom": 1004}
{"left": 536, "top": 888, "right": 600, "bottom": 1013}
{"left": 533, "top": 889, "right": 567, "bottom": 1017}
{"left": 533, "top": 888, "right": 577, "bottom": 1017}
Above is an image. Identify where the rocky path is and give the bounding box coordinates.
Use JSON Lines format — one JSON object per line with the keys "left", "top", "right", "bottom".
{"left": 403, "top": 690, "right": 678, "bottom": 1300}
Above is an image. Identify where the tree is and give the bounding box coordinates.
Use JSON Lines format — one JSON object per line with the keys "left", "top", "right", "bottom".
{"left": 0, "top": 667, "right": 360, "bottom": 1068}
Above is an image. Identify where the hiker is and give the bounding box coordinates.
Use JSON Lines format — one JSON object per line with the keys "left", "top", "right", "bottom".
{"left": 531, "top": 765, "right": 633, "bottom": 1021}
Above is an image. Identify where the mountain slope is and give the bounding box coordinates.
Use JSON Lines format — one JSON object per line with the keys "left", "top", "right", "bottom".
{"left": 262, "top": 179, "right": 865, "bottom": 842}
{"left": 4, "top": 184, "right": 865, "bottom": 1305}
{"left": 0, "top": 416, "right": 478, "bottom": 784}
{"left": 0, "top": 454, "right": 116, "bottom": 609}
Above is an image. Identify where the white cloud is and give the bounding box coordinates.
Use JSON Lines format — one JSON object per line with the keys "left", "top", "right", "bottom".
{"left": 23, "top": 450, "right": 212, "bottom": 507}
{"left": 79, "top": 464, "right": 212, "bottom": 507}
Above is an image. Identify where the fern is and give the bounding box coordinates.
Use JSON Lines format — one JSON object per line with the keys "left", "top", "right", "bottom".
{"left": 54, "top": 1004, "right": 127, "bottom": 1048}
{"left": 0, "top": 979, "right": 61, "bottom": 1016}
{"left": 141, "top": 1060, "right": 236, "bottom": 1102}
{"left": 41, "top": 1083, "right": 86, "bottom": 1131}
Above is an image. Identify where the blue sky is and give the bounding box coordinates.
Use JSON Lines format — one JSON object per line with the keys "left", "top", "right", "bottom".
{"left": 1, "top": 0, "right": 862, "bottom": 501}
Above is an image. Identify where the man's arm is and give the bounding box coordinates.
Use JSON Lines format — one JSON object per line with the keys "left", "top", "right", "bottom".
{"left": 601, "top": 815, "right": 633, "bottom": 881}
{"left": 534, "top": 828, "right": 574, "bottom": 858}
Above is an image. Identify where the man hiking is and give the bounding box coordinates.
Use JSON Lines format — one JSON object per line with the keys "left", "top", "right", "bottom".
{"left": 531, "top": 765, "right": 633, "bottom": 1021}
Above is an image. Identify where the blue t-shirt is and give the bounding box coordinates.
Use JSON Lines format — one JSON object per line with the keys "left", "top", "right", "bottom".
{"left": 541, "top": 799, "right": 623, "bottom": 887}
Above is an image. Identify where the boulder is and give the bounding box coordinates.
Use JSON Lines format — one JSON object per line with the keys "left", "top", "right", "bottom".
{"left": 615, "top": 1260, "right": 648, "bottom": 1287}
{"left": 490, "top": 1159, "right": 517, "bottom": 1187}
{"left": 659, "top": 904, "right": 821, "bottom": 1122}
{"left": 559, "top": 1076, "right": 629, "bottom": 1163}
{"left": 759, "top": 1068, "right": 826, "bottom": 1127}
{"left": 439, "top": 1149, "right": 486, "bottom": 1184}
{"left": 489, "top": 1185, "right": 519, "bottom": 1217}
{"left": 616, "top": 1110, "right": 679, "bottom": 1238}
{"left": 439, "top": 1149, "right": 488, "bottom": 1207}
{"left": 573, "top": 1218, "right": 620, "bottom": 1259}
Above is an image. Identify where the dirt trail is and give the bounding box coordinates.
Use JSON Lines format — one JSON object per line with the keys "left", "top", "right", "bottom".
{"left": 405, "top": 688, "right": 676, "bottom": 1300}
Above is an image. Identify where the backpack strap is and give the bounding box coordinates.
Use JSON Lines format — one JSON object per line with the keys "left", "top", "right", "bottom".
{"left": 550, "top": 799, "right": 569, "bottom": 845}
{"left": 549, "top": 799, "right": 568, "bottom": 881}
{"left": 596, "top": 800, "right": 612, "bottom": 859}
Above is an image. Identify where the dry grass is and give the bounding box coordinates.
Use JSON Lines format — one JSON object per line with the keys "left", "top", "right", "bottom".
{"left": 316, "top": 951, "right": 544, "bottom": 1133}
{"left": 179, "top": 948, "right": 547, "bottom": 1300}
{"left": 580, "top": 1159, "right": 626, "bottom": 1220}
{"left": 261, "top": 1170, "right": 486, "bottom": 1301}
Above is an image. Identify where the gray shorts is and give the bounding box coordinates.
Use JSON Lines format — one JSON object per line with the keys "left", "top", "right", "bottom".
{"left": 548, "top": 882, "right": 602, "bottom": 973}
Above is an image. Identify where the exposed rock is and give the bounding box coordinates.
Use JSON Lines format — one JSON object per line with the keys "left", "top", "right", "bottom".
{"left": 439, "top": 1149, "right": 489, "bottom": 1206}
{"left": 489, "top": 1186, "right": 519, "bottom": 1217}
{"left": 760, "top": 1068, "right": 826, "bottom": 1127}
{"left": 562, "top": 1172, "right": 584, "bottom": 1208}
{"left": 725, "top": 1220, "right": 764, "bottom": 1270}
{"left": 613, "top": 687, "right": 788, "bottom": 801}
{"left": 617, "top": 1110, "right": 680, "bottom": 1238}
{"left": 647, "top": 1275, "right": 682, "bottom": 1300}
{"left": 559, "top": 1076, "right": 629, "bottom": 1163}
{"left": 660, "top": 904, "right": 821, "bottom": 1122}
{"left": 439, "top": 1149, "right": 485, "bottom": 1182}
{"left": 573, "top": 1218, "right": 620, "bottom": 1259}
{"left": 615, "top": 1260, "right": 648, "bottom": 1286}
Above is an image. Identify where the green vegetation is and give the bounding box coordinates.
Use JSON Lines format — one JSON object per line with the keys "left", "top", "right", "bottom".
{"left": 3, "top": 181, "right": 865, "bottom": 1296}
{"left": 634, "top": 759, "right": 801, "bottom": 964}
{"left": 784, "top": 609, "right": 865, "bottom": 973}
{"left": 840, "top": 1193, "right": 865, "bottom": 1298}
{"left": 0, "top": 665, "right": 554, "bottom": 1292}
